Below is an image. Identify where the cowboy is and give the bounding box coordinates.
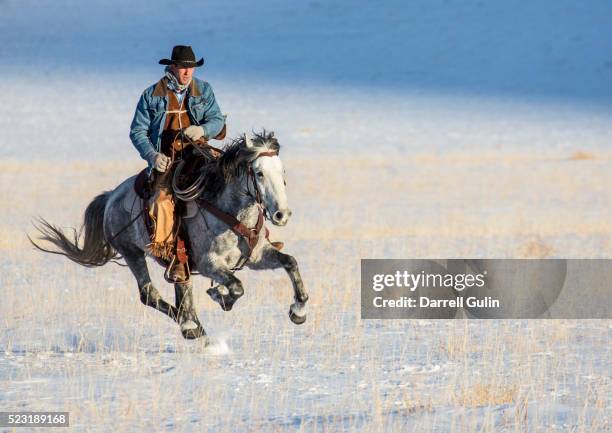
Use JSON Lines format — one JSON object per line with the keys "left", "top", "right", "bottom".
{"left": 129, "top": 45, "right": 226, "bottom": 282}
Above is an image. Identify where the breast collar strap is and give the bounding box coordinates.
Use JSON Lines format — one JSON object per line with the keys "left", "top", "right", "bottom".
{"left": 198, "top": 199, "right": 267, "bottom": 255}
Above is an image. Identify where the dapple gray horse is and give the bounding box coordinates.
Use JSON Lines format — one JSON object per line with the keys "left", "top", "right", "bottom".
{"left": 30, "top": 131, "right": 309, "bottom": 340}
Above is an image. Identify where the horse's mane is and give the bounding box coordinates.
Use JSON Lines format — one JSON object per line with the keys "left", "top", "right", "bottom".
{"left": 198, "top": 130, "right": 280, "bottom": 201}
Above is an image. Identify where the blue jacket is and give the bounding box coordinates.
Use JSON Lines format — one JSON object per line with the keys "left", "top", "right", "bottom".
{"left": 129, "top": 76, "right": 225, "bottom": 167}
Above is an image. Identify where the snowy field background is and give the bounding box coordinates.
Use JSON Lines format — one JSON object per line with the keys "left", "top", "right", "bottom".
{"left": 1, "top": 0, "right": 610, "bottom": 432}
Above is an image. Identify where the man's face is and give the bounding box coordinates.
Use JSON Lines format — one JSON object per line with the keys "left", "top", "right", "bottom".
{"left": 170, "top": 65, "right": 195, "bottom": 85}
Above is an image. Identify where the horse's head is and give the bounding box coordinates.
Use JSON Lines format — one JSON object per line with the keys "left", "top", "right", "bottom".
{"left": 215, "top": 130, "right": 290, "bottom": 226}
{"left": 244, "top": 131, "right": 291, "bottom": 226}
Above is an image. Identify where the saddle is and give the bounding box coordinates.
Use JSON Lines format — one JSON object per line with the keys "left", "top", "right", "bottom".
{"left": 133, "top": 168, "right": 151, "bottom": 200}
{"left": 132, "top": 168, "right": 196, "bottom": 282}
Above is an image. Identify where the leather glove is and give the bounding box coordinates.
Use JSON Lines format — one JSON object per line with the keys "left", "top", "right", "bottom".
{"left": 184, "top": 125, "right": 205, "bottom": 141}
{"left": 153, "top": 153, "right": 171, "bottom": 173}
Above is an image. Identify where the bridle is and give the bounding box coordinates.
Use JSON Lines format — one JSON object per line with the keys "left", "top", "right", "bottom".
{"left": 245, "top": 150, "right": 280, "bottom": 221}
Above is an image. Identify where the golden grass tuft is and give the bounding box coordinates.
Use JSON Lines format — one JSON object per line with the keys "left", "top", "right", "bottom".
{"left": 568, "top": 150, "right": 595, "bottom": 160}
{"left": 519, "top": 236, "right": 554, "bottom": 258}
{"left": 454, "top": 383, "right": 517, "bottom": 408}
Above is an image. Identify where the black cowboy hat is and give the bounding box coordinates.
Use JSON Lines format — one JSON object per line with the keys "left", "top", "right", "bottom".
{"left": 158, "top": 45, "right": 204, "bottom": 67}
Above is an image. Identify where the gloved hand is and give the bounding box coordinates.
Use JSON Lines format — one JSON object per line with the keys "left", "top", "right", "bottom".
{"left": 184, "top": 125, "right": 205, "bottom": 141}
{"left": 153, "top": 153, "right": 171, "bottom": 173}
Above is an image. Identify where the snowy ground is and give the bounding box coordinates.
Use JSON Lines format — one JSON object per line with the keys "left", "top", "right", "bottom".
{"left": 1, "top": 1, "right": 611, "bottom": 432}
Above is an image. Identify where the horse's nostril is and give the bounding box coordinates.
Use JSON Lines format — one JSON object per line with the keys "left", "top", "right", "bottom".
{"left": 274, "top": 211, "right": 283, "bottom": 221}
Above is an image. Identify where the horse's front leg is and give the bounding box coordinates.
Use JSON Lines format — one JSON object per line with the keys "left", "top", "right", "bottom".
{"left": 249, "top": 246, "right": 309, "bottom": 325}
{"left": 205, "top": 269, "right": 245, "bottom": 312}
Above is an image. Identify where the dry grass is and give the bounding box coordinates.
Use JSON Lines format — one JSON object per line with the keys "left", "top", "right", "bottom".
{"left": 1, "top": 149, "right": 610, "bottom": 432}
{"left": 453, "top": 383, "right": 517, "bottom": 408}
{"left": 568, "top": 151, "right": 595, "bottom": 160}
{"left": 520, "top": 236, "right": 555, "bottom": 258}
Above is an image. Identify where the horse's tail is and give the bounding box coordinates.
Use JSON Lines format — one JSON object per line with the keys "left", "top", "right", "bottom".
{"left": 29, "top": 191, "right": 119, "bottom": 267}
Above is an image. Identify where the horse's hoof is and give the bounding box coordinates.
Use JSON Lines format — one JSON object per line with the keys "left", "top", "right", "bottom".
{"left": 207, "top": 288, "right": 236, "bottom": 312}
{"left": 220, "top": 298, "right": 235, "bottom": 311}
{"left": 181, "top": 327, "right": 205, "bottom": 339}
{"left": 289, "top": 309, "right": 307, "bottom": 325}
{"left": 181, "top": 321, "right": 206, "bottom": 340}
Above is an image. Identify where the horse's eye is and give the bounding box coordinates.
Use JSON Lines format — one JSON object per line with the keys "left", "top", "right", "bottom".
{"left": 256, "top": 171, "right": 264, "bottom": 178}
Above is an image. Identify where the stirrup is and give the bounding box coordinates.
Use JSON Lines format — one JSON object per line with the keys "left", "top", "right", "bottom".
{"left": 163, "top": 256, "right": 191, "bottom": 284}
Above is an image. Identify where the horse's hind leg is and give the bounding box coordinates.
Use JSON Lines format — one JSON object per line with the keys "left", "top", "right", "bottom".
{"left": 122, "top": 251, "right": 179, "bottom": 323}
{"left": 174, "top": 281, "right": 206, "bottom": 339}
{"left": 249, "top": 247, "right": 309, "bottom": 325}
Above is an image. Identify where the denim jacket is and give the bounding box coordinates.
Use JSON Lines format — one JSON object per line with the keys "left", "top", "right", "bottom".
{"left": 129, "top": 76, "right": 225, "bottom": 168}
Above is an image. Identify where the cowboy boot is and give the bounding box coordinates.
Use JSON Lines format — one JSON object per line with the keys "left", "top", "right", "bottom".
{"left": 167, "top": 216, "right": 190, "bottom": 283}
{"left": 168, "top": 261, "right": 189, "bottom": 283}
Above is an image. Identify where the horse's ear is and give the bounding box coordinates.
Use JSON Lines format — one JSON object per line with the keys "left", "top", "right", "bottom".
{"left": 245, "top": 135, "right": 254, "bottom": 148}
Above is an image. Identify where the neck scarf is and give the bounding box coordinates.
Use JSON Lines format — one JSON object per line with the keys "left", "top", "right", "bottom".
{"left": 164, "top": 66, "right": 191, "bottom": 94}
